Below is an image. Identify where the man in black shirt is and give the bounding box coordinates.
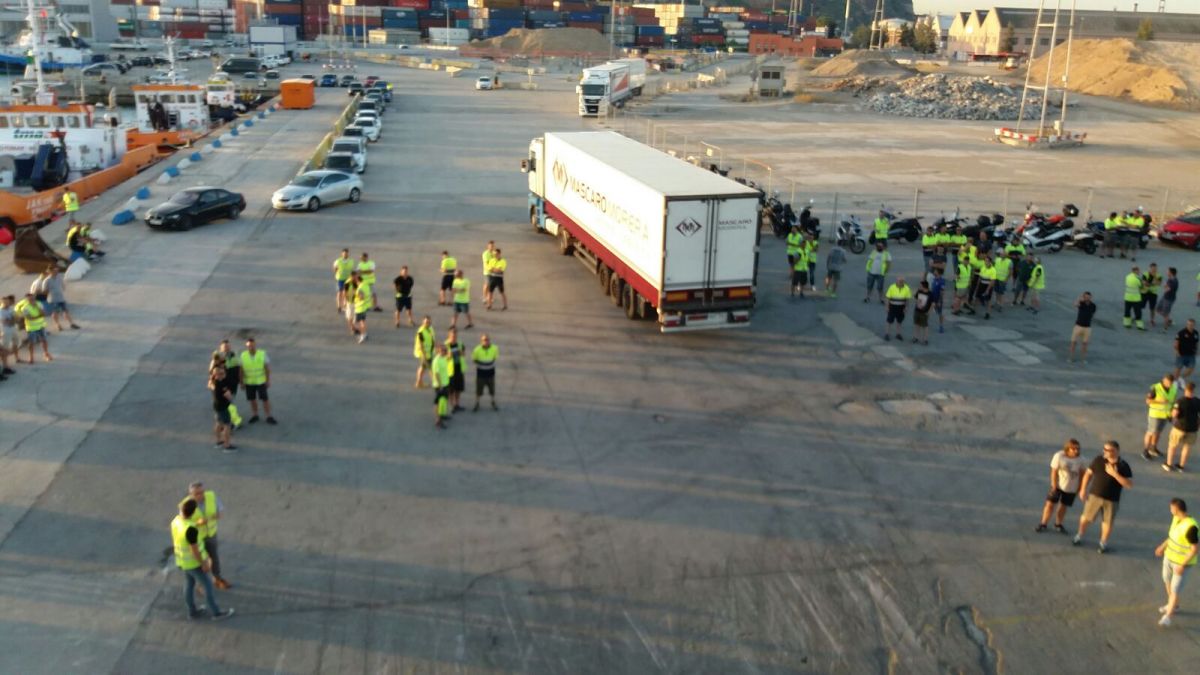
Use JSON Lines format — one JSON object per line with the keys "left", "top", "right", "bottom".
{"left": 1174, "top": 318, "right": 1198, "bottom": 379}
{"left": 393, "top": 266, "right": 415, "bottom": 328}
{"left": 1069, "top": 292, "right": 1096, "bottom": 363}
{"left": 1165, "top": 380, "right": 1200, "bottom": 472}
{"left": 1074, "top": 441, "right": 1134, "bottom": 553}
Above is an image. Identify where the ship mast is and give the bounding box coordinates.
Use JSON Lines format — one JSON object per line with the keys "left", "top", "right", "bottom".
{"left": 23, "top": 0, "right": 47, "bottom": 98}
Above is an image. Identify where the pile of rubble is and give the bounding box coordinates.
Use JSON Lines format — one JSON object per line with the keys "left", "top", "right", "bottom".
{"left": 831, "top": 73, "right": 1052, "bottom": 121}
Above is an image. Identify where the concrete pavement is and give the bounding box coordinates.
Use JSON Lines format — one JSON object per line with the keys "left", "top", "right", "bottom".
{"left": 2, "top": 59, "right": 1200, "bottom": 673}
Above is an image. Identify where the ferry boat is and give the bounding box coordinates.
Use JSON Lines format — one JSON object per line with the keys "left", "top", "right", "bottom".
{"left": 0, "top": 1, "right": 92, "bottom": 71}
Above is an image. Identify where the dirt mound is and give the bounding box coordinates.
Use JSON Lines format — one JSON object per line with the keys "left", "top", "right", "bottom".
{"left": 1027, "top": 38, "right": 1192, "bottom": 105}
{"left": 811, "top": 49, "right": 911, "bottom": 78}
{"left": 468, "top": 27, "right": 612, "bottom": 55}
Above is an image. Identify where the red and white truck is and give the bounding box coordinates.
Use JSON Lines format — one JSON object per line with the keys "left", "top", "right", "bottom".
{"left": 522, "top": 131, "right": 761, "bottom": 332}
{"left": 577, "top": 62, "right": 632, "bottom": 117}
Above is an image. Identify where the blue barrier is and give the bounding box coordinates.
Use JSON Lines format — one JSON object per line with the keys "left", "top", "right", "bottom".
{"left": 189, "top": 152, "right": 202, "bottom": 162}
{"left": 111, "top": 210, "right": 135, "bottom": 225}
{"left": 135, "top": 187, "right": 151, "bottom": 200}
{"left": 165, "top": 166, "right": 180, "bottom": 177}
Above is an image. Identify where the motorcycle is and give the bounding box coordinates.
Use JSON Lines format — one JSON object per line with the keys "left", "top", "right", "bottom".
{"left": 798, "top": 203, "right": 821, "bottom": 237}
{"left": 872, "top": 209, "right": 922, "bottom": 243}
{"left": 763, "top": 192, "right": 796, "bottom": 239}
{"left": 837, "top": 215, "right": 868, "bottom": 254}
{"left": 961, "top": 213, "right": 1004, "bottom": 241}
{"left": 1022, "top": 219, "right": 1074, "bottom": 254}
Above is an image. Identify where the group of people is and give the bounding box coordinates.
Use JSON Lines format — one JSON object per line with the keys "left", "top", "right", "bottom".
{"left": 169, "top": 481, "right": 235, "bottom": 621}
{"left": 0, "top": 264, "right": 83, "bottom": 378}
{"left": 1100, "top": 209, "right": 1151, "bottom": 260}
{"left": 206, "top": 337, "right": 276, "bottom": 452}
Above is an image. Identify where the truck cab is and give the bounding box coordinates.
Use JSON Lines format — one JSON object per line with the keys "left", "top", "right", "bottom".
{"left": 577, "top": 63, "right": 631, "bottom": 117}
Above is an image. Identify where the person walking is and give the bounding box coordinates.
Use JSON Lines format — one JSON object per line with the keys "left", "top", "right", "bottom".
{"left": 486, "top": 249, "right": 508, "bottom": 311}
{"left": 912, "top": 280, "right": 932, "bottom": 345}
{"left": 1174, "top": 318, "right": 1198, "bottom": 380}
{"left": 170, "top": 498, "right": 233, "bottom": 620}
{"left": 1160, "top": 267, "right": 1179, "bottom": 332}
{"left": 208, "top": 365, "right": 236, "bottom": 451}
{"left": 445, "top": 327, "right": 466, "bottom": 413}
{"left": 1074, "top": 440, "right": 1133, "bottom": 554}
{"left": 1146, "top": 373, "right": 1179, "bottom": 460}
{"left": 357, "top": 252, "right": 381, "bottom": 312}
{"left": 1154, "top": 498, "right": 1198, "bottom": 627}
{"left": 472, "top": 333, "right": 499, "bottom": 411}
{"left": 1124, "top": 265, "right": 1146, "bottom": 330}
{"left": 14, "top": 292, "right": 51, "bottom": 363}
{"left": 1068, "top": 292, "right": 1096, "bottom": 364}
{"left": 482, "top": 241, "right": 497, "bottom": 304}
{"left": 1143, "top": 263, "right": 1163, "bottom": 328}
{"left": 1165, "top": 381, "right": 1199, "bottom": 473}
{"left": 1036, "top": 438, "right": 1087, "bottom": 533}
{"left": 863, "top": 242, "right": 890, "bottom": 304}
{"left": 1013, "top": 252, "right": 1035, "bottom": 306}
{"left": 450, "top": 270, "right": 474, "bottom": 329}
{"left": 785, "top": 225, "right": 803, "bottom": 269}
{"left": 1, "top": 295, "right": 19, "bottom": 372}
{"left": 352, "top": 271, "right": 372, "bottom": 344}
{"left": 825, "top": 240, "right": 846, "bottom": 297}
{"left": 40, "top": 266, "right": 79, "bottom": 331}
{"left": 804, "top": 232, "right": 819, "bottom": 291}
{"left": 342, "top": 273, "right": 360, "bottom": 336}
{"left": 332, "top": 248, "right": 354, "bottom": 312}
{"left": 393, "top": 266, "right": 415, "bottom": 328}
{"left": 239, "top": 338, "right": 276, "bottom": 425}
{"left": 431, "top": 343, "right": 451, "bottom": 430}
{"left": 187, "top": 482, "right": 232, "bottom": 589}
{"left": 211, "top": 340, "right": 242, "bottom": 429}
{"left": 438, "top": 251, "right": 457, "bottom": 306}
{"left": 927, "top": 267, "right": 946, "bottom": 333}
{"left": 413, "top": 316, "right": 435, "bottom": 388}
{"left": 884, "top": 276, "right": 911, "bottom": 342}
{"left": 790, "top": 244, "right": 809, "bottom": 299}
{"left": 61, "top": 187, "right": 79, "bottom": 219}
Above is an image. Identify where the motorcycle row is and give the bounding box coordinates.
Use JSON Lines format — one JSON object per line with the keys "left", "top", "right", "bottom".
{"left": 732, "top": 176, "right": 1153, "bottom": 259}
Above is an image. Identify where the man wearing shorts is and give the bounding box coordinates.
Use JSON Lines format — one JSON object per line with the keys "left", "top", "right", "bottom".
{"left": 927, "top": 267, "right": 945, "bottom": 334}
{"left": 1146, "top": 373, "right": 1179, "bottom": 460}
{"left": 332, "top": 248, "right": 354, "bottom": 312}
{"left": 42, "top": 266, "right": 79, "bottom": 331}
{"left": 1174, "top": 319, "right": 1197, "bottom": 380}
{"left": 239, "top": 338, "right": 276, "bottom": 425}
{"left": 883, "top": 277, "right": 911, "bottom": 342}
{"left": 790, "top": 247, "right": 809, "bottom": 298}
{"left": 1160, "top": 266, "right": 1179, "bottom": 331}
{"left": 438, "top": 251, "right": 457, "bottom": 306}
{"left": 825, "top": 241, "right": 846, "bottom": 298}
{"left": 863, "top": 242, "right": 890, "bottom": 304}
{"left": 1154, "top": 498, "right": 1198, "bottom": 627}
{"left": 450, "top": 270, "right": 474, "bottom": 330}
{"left": 1068, "top": 292, "right": 1096, "bottom": 363}
{"left": 1074, "top": 441, "right": 1133, "bottom": 553}
{"left": 14, "top": 292, "right": 51, "bottom": 363}
{"left": 472, "top": 333, "right": 499, "bottom": 411}
{"left": 413, "top": 316, "right": 435, "bottom": 389}
{"left": 1037, "top": 439, "right": 1086, "bottom": 533}
{"left": 486, "top": 249, "right": 508, "bottom": 311}
{"left": 481, "top": 241, "right": 496, "bottom": 304}
{"left": 952, "top": 259, "right": 971, "bottom": 315}
{"left": 431, "top": 343, "right": 451, "bottom": 430}
{"left": 393, "top": 266, "right": 415, "bottom": 328}
{"left": 1165, "top": 381, "right": 1199, "bottom": 472}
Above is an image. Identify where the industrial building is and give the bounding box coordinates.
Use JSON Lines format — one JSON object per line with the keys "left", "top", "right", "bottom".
{"left": 947, "top": 7, "right": 1200, "bottom": 59}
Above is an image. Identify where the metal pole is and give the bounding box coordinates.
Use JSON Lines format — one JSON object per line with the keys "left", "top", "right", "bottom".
{"left": 789, "top": 179, "right": 796, "bottom": 206}
{"left": 1162, "top": 188, "right": 1171, "bottom": 218}
{"left": 831, "top": 192, "right": 839, "bottom": 242}
{"left": 1003, "top": 186, "right": 1010, "bottom": 221}
{"left": 1084, "top": 187, "right": 1093, "bottom": 222}
{"left": 913, "top": 187, "right": 920, "bottom": 218}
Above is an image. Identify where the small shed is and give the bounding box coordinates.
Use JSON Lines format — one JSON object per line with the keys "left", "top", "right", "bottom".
{"left": 280, "top": 79, "right": 315, "bottom": 110}
{"left": 757, "top": 65, "right": 785, "bottom": 97}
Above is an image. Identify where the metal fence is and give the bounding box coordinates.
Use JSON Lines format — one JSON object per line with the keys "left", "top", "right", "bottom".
{"left": 597, "top": 111, "right": 1200, "bottom": 232}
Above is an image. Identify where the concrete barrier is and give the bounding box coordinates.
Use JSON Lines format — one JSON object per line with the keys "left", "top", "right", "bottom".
{"left": 297, "top": 98, "right": 361, "bottom": 176}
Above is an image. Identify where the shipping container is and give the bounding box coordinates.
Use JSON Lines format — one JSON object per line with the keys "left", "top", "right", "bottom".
{"left": 389, "top": 0, "right": 429, "bottom": 7}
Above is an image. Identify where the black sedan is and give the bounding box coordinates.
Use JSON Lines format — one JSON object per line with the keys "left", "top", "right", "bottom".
{"left": 145, "top": 187, "right": 245, "bottom": 231}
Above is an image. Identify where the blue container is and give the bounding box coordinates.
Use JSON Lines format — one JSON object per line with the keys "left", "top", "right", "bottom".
{"left": 568, "top": 12, "right": 601, "bottom": 22}
{"left": 527, "top": 10, "right": 558, "bottom": 20}
{"left": 421, "top": 10, "right": 448, "bottom": 20}
{"left": 455, "top": 18, "right": 471, "bottom": 28}
{"left": 744, "top": 21, "right": 770, "bottom": 30}
{"left": 274, "top": 15, "right": 301, "bottom": 26}
{"left": 636, "top": 25, "right": 665, "bottom": 36}
{"left": 383, "top": 19, "right": 419, "bottom": 29}
{"left": 487, "top": 9, "right": 525, "bottom": 20}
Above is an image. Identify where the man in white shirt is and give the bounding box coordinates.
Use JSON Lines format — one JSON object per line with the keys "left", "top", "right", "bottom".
{"left": 1036, "top": 438, "right": 1087, "bottom": 533}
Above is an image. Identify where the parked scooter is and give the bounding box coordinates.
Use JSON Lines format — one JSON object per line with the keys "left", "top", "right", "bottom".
{"left": 872, "top": 209, "right": 922, "bottom": 243}
{"left": 837, "top": 215, "right": 868, "bottom": 254}
{"left": 962, "top": 213, "right": 1004, "bottom": 241}
{"left": 1022, "top": 219, "right": 1074, "bottom": 253}
{"left": 1070, "top": 226, "right": 1099, "bottom": 255}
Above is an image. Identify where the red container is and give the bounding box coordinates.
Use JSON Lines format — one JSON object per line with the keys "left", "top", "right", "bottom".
{"left": 451, "top": 9, "right": 469, "bottom": 19}
{"left": 567, "top": 21, "right": 601, "bottom": 30}
{"left": 740, "top": 11, "right": 766, "bottom": 21}
{"left": 389, "top": 0, "right": 429, "bottom": 7}
{"left": 635, "top": 36, "right": 663, "bottom": 46}
{"left": 264, "top": 4, "right": 302, "bottom": 15}
{"left": 558, "top": 2, "right": 588, "bottom": 13}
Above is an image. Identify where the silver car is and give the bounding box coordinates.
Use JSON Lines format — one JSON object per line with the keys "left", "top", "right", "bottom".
{"left": 272, "top": 170, "right": 363, "bottom": 211}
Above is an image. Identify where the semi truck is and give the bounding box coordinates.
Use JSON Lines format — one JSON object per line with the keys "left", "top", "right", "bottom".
{"left": 577, "top": 62, "right": 631, "bottom": 117}
{"left": 612, "top": 57, "right": 647, "bottom": 95}
{"left": 521, "top": 131, "right": 761, "bottom": 332}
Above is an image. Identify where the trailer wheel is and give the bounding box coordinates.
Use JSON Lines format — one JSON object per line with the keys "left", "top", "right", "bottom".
{"left": 530, "top": 208, "right": 539, "bottom": 231}
{"left": 599, "top": 267, "right": 611, "bottom": 294}
{"left": 558, "top": 228, "right": 573, "bottom": 255}
{"left": 637, "top": 296, "right": 651, "bottom": 319}
{"left": 623, "top": 285, "right": 638, "bottom": 319}
{"left": 609, "top": 275, "right": 623, "bottom": 306}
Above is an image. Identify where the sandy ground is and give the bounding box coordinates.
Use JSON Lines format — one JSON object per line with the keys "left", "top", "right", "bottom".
{"left": 2, "top": 55, "right": 1200, "bottom": 673}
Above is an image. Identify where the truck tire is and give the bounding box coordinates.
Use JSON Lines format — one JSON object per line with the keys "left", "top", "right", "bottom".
{"left": 530, "top": 208, "right": 539, "bottom": 231}
{"left": 623, "top": 285, "right": 638, "bottom": 319}
{"left": 558, "top": 228, "right": 573, "bottom": 255}
{"left": 599, "top": 267, "right": 611, "bottom": 294}
{"left": 609, "top": 275, "right": 623, "bottom": 306}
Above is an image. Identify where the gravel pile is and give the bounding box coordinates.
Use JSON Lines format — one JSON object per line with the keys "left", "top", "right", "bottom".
{"left": 832, "top": 73, "right": 1052, "bottom": 121}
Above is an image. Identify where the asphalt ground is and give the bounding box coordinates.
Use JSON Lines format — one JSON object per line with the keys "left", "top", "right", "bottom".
{"left": 1, "top": 59, "right": 1199, "bottom": 673}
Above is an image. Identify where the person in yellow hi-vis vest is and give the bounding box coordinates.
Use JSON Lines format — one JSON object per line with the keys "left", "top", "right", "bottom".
{"left": 171, "top": 498, "right": 234, "bottom": 620}
{"left": 187, "top": 481, "right": 233, "bottom": 589}
{"left": 239, "top": 338, "right": 276, "bottom": 425}
{"left": 62, "top": 188, "right": 79, "bottom": 216}
{"left": 486, "top": 249, "right": 508, "bottom": 311}
{"left": 1124, "top": 265, "right": 1146, "bottom": 330}
{"left": 1154, "top": 498, "right": 1198, "bottom": 627}
{"left": 1145, "top": 373, "right": 1179, "bottom": 461}
{"left": 438, "top": 251, "right": 458, "bottom": 306}
{"left": 451, "top": 270, "right": 474, "bottom": 330}
{"left": 357, "top": 252, "right": 381, "bottom": 312}
{"left": 332, "top": 248, "right": 355, "bottom": 312}
{"left": 413, "top": 315, "right": 436, "bottom": 389}
{"left": 481, "top": 240, "right": 497, "bottom": 304}
{"left": 431, "top": 343, "right": 451, "bottom": 430}
{"left": 14, "top": 292, "right": 52, "bottom": 363}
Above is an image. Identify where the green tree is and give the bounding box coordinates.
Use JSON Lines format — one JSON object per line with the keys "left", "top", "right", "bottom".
{"left": 1000, "top": 25, "right": 1016, "bottom": 52}
{"left": 1137, "top": 19, "right": 1155, "bottom": 41}
{"left": 913, "top": 23, "right": 938, "bottom": 54}
{"left": 898, "top": 23, "right": 915, "bottom": 49}
{"left": 851, "top": 24, "right": 872, "bottom": 48}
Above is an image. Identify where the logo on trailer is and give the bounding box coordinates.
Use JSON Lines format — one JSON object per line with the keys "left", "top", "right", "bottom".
{"left": 675, "top": 217, "right": 702, "bottom": 237}
{"left": 551, "top": 160, "right": 567, "bottom": 192}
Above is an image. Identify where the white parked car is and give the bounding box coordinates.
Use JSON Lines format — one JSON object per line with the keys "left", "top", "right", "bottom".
{"left": 475, "top": 76, "right": 493, "bottom": 90}
{"left": 272, "top": 170, "right": 363, "bottom": 211}
{"left": 349, "top": 118, "right": 380, "bottom": 142}
{"left": 354, "top": 111, "right": 381, "bottom": 129}
{"left": 330, "top": 138, "right": 367, "bottom": 173}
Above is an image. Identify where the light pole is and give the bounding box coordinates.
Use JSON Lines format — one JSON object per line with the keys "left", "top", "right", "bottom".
{"left": 609, "top": 0, "right": 616, "bottom": 59}
{"left": 444, "top": 1, "right": 450, "bottom": 47}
